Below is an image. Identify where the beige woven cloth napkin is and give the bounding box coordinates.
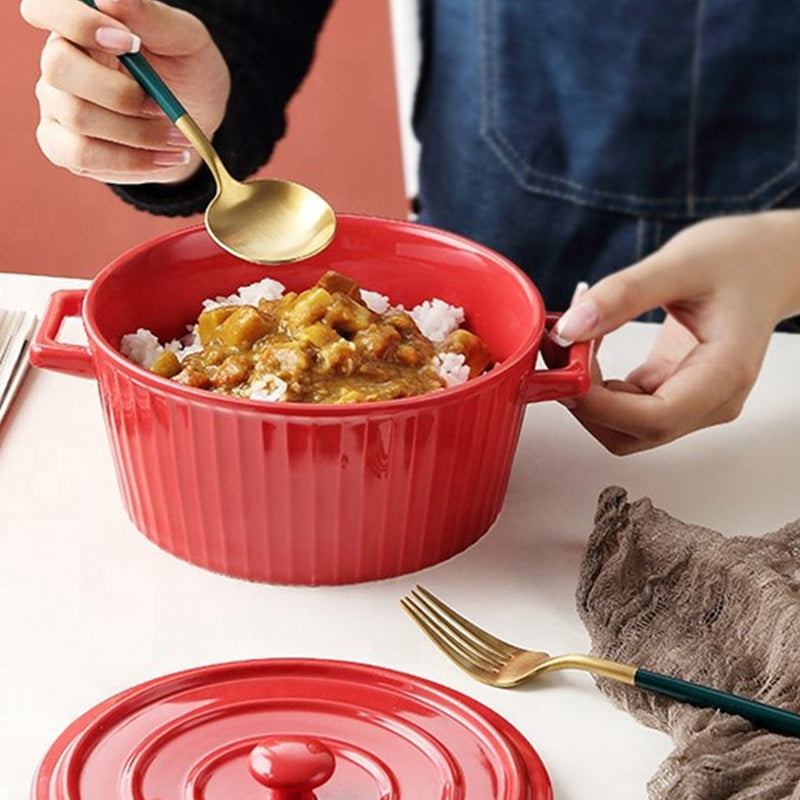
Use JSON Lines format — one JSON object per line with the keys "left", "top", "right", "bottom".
{"left": 577, "top": 486, "right": 800, "bottom": 800}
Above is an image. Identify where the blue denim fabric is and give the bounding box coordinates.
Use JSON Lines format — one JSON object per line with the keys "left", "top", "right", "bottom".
{"left": 413, "top": 0, "right": 800, "bottom": 323}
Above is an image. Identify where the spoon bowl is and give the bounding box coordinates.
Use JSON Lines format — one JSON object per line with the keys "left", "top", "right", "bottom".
{"left": 205, "top": 178, "right": 336, "bottom": 264}
{"left": 175, "top": 114, "right": 336, "bottom": 263}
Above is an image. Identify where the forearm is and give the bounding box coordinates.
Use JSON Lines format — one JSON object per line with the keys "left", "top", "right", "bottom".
{"left": 111, "top": 0, "right": 335, "bottom": 217}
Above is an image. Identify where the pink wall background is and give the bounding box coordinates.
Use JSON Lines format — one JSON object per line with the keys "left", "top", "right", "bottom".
{"left": 0, "top": 0, "right": 408, "bottom": 278}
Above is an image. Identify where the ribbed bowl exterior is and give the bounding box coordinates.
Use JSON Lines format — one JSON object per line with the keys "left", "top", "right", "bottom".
{"left": 43, "top": 217, "right": 552, "bottom": 586}
{"left": 94, "top": 353, "right": 527, "bottom": 585}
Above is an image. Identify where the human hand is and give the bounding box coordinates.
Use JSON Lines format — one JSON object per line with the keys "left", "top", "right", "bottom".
{"left": 550, "top": 212, "right": 800, "bottom": 455}
{"left": 21, "top": 0, "right": 230, "bottom": 184}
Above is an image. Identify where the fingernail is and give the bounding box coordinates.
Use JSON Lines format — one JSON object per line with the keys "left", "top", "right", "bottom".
{"left": 549, "top": 329, "right": 571, "bottom": 348}
{"left": 549, "top": 281, "right": 591, "bottom": 346}
{"left": 141, "top": 98, "right": 163, "bottom": 118}
{"left": 95, "top": 27, "right": 141, "bottom": 54}
{"left": 570, "top": 281, "right": 590, "bottom": 306}
{"left": 166, "top": 128, "right": 190, "bottom": 146}
{"left": 552, "top": 298, "right": 599, "bottom": 346}
{"left": 153, "top": 149, "right": 191, "bottom": 166}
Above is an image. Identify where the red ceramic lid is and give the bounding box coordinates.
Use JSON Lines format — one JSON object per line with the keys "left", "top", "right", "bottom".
{"left": 34, "top": 659, "right": 552, "bottom": 800}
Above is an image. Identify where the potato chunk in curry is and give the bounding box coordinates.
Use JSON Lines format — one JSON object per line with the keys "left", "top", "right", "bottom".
{"left": 162, "top": 271, "right": 491, "bottom": 404}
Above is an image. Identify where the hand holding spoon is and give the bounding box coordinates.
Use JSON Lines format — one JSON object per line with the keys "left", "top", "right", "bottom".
{"left": 80, "top": 0, "right": 336, "bottom": 264}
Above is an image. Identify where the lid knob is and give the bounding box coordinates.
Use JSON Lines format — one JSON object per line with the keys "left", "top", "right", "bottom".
{"left": 249, "top": 737, "right": 335, "bottom": 800}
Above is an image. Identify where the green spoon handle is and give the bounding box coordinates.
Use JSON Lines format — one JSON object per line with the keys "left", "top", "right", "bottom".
{"left": 77, "top": 0, "right": 186, "bottom": 121}
{"left": 635, "top": 668, "right": 800, "bottom": 738}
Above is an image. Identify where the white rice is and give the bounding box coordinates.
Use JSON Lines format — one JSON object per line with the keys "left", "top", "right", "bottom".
{"left": 361, "top": 290, "right": 390, "bottom": 314}
{"left": 201, "top": 277, "right": 285, "bottom": 312}
{"left": 434, "top": 352, "right": 470, "bottom": 387}
{"left": 409, "top": 298, "right": 465, "bottom": 343}
{"left": 164, "top": 326, "right": 204, "bottom": 362}
{"left": 248, "top": 374, "right": 288, "bottom": 402}
{"left": 122, "top": 279, "right": 473, "bottom": 397}
{"left": 120, "top": 328, "right": 163, "bottom": 369}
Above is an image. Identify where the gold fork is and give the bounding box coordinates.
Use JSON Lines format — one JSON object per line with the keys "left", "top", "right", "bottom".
{"left": 401, "top": 585, "right": 800, "bottom": 738}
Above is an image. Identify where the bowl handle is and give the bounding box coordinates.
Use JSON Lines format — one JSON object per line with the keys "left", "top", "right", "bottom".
{"left": 519, "top": 312, "right": 593, "bottom": 404}
{"left": 29, "top": 290, "right": 95, "bottom": 379}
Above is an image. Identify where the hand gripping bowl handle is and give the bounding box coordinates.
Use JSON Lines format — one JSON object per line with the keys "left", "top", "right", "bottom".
{"left": 518, "top": 312, "right": 593, "bottom": 403}
{"left": 29, "top": 289, "right": 95, "bottom": 378}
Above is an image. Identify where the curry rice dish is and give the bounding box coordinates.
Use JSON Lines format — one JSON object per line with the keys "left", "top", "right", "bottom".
{"left": 122, "top": 271, "right": 492, "bottom": 404}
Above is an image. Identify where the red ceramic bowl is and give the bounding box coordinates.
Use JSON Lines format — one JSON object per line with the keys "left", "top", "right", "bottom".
{"left": 30, "top": 215, "right": 589, "bottom": 585}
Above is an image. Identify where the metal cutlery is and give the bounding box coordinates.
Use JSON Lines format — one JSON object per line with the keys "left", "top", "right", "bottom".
{"left": 401, "top": 585, "right": 800, "bottom": 738}
{"left": 0, "top": 309, "right": 37, "bottom": 427}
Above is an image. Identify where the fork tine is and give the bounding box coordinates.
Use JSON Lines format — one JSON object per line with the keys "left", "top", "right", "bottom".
{"left": 401, "top": 598, "right": 498, "bottom": 683}
{"left": 403, "top": 594, "right": 504, "bottom": 672}
{"left": 408, "top": 590, "right": 507, "bottom": 667}
{"left": 414, "top": 585, "right": 518, "bottom": 657}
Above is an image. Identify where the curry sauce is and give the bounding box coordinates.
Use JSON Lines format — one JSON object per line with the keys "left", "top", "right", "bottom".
{"left": 149, "top": 271, "right": 491, "bottom": 404}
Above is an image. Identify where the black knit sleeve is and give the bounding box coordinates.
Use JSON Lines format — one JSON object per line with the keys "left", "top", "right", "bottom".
{"left": 110, "top": 0, "right": 334, "bottom": 216}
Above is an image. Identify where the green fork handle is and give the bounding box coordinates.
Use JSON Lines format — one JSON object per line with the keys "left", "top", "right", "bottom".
{"left": 635, "top": 668, "right": 800, "bottom": 738}
{"left": 77, "top": 0, "right": 186, "bottom": 121}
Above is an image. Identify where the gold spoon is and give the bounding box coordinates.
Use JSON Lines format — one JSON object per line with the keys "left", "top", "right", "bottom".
{"left": 80, "top": 0, "right": 336, "bottom": 263}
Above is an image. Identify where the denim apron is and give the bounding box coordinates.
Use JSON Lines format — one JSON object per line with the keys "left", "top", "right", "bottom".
{"left": 413, "top": 0, "right": 800, "bottom": 327}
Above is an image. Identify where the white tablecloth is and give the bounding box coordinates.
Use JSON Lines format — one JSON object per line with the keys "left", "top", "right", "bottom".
{"left": 1, "top": 272, "right": 798, "bottom": 800}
